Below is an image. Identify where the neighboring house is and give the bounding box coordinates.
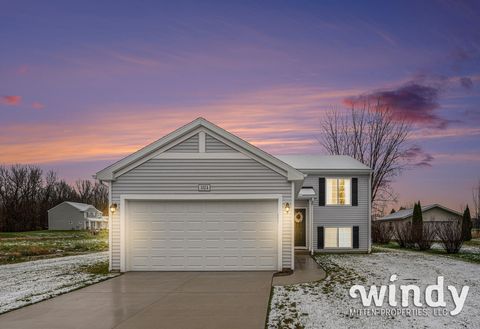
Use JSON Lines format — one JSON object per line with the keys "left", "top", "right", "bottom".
{"left": 96, "top": 118, "right": 372, "bottom": 272}
{"left": 377, "top": 204, "right": 463, "bottom": 224}
{"left": 48, "top": 201, "right": 106, "bottom": 230}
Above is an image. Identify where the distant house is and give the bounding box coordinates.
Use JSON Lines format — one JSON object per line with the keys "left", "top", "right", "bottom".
{"left": 377, "top": 204, "right": 462, "bottom": 224}
{"left": 48, "top": 202, "right": 107, "bottom": 230}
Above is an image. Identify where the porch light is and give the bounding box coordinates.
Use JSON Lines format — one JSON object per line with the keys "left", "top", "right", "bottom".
{"left": 284, "top": 202, "right": 291, "bottom": 214}
{"left": 110, "top": 203, "right": 117, "bottom": 214}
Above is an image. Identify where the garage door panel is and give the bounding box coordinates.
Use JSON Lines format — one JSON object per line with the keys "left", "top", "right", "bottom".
{"left": 127, "top": 199, "right": 278, "bottom": 271}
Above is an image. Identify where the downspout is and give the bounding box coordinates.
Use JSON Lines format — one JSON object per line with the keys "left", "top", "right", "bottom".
{"left": 291, "top": 181, "right": 295, "bottom": 271}
{"left": 368, "top": 172, "right": 372, "bottom": 253}
{"left": 308, "top": 199, "right": 313, "bottom": 255}
{"left": 107, "top": 181, "right": 113, "bottom": 271}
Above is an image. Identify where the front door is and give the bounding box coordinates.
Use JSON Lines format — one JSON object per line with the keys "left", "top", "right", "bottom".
{"left": 294, "top": 208, "right": 306, "bottom": 247}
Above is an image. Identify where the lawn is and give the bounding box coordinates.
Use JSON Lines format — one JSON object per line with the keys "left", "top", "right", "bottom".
{"left": 0, "top": 230, "right": 108, "bottom": 265}
{"left": 0, "top": 252, "right": 118, "bottom": 314}
{"left": 267, "top": 250, "right": 479, "bottom": 329}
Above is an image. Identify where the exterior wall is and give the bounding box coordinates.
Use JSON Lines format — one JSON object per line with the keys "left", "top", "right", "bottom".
{"left": 205, "top": 134, "right": 237, "bottom": 152}
{"left": 110, "top": 158, "right": 293, "bottom": 270}
{"left": 304, "top": 174, "right": 370, "bottom": 252}
{"left": 422, "top": 208, "right": 462, "bottom": 222}
{"left": 165, "top": 134, "right": 199, "bottom": 152}
{"left": 48, "top": 204, "right": 86, "bottom": 230}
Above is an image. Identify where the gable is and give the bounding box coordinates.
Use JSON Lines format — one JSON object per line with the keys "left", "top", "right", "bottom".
{"left": 96, "top": 118, "right": 304, "bottom": 182}
{"left": 165, "top": 134, "right": 199, "bottom": 153}
{"left": 205, "top": 134, "right": 237, "bottom": 153}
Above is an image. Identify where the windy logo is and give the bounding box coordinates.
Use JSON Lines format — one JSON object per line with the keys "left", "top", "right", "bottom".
{"left": 349, "top": 275, "right": 469, "bottom": 315}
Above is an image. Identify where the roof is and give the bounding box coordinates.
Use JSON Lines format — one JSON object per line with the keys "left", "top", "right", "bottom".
{"left": 48, "top": 201, "right": 99, "bottom": 213}
{"left": 95, "top": 117, "right": 305, "bottom": 182}
{"left": 298, "top": 187, "right": 316, "bottom": 199}
{"left": 276, "top": 155, "right": 371, "bottom": 172}
{"left": 377, "top": 204, "right": 462, "bottom": 221}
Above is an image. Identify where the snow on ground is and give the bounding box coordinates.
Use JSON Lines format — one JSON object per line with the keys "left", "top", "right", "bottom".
{"left": 431, "top": 242, "right": 480, "bottom": 254}
{"left": 268, "top": 250, "right": 479, "bottom": 329}
{"left": 0, "top": 252, "right": 118, "bottom": 314}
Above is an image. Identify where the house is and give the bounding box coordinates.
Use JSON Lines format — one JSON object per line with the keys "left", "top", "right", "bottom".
{"left": 96, "top": 118, "right": 372, "bottom": 272}
{"left": 377, "top": 204, "right": 463, "bottom": 225}
{"left": 48, "top": 201, "right": 107, "bottom": 230}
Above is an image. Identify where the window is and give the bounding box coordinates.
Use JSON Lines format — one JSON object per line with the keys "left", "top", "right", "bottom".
{"left": 324, "top": 228, "right": 338, "bottom": 248}
{"left": 324, "top": 227, "right": 352, "bottom": 248}
{"left": 326, "top": 178, "right": 351, "bottom": 205}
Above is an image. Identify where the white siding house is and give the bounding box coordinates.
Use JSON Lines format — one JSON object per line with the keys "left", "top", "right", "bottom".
{"left": 48, "top": 202, "right": 106, "bottom": 230}
{"left": 96, "top": 118, "right": 372, "bottom": 272}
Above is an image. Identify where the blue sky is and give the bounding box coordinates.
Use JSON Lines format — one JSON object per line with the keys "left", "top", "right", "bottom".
{"left": 1, "top": 0, "right": 479, "bottom": 211}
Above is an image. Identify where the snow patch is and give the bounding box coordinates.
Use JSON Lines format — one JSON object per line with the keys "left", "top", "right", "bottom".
{"left": 0, "top": 252, "right": 118, "bottom": 314}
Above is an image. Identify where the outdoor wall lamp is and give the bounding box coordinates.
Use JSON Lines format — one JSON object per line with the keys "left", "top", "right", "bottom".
{"left": 284, "top": 202, "right": 291, "bottom": 214}
{"left": 110, "top": 203, "right": 117, "bottom": 214}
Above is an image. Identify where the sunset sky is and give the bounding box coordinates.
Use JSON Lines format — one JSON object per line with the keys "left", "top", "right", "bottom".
{"left": 1, "top": 0, "right": 479, "bottom": 212}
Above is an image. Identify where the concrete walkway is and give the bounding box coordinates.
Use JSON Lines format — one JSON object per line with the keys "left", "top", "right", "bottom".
{"left": 0, "top": 271, "right": 274, "bottom": 329}
{"left": 272, "top": 253, "right": 326, "bottom": 286}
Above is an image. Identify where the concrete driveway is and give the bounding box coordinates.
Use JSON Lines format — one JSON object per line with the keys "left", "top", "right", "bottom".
{"left": 0, "top": 271, "right": 274, "bottom": 329}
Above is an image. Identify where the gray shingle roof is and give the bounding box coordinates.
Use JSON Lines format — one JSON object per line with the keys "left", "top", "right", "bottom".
{"left": 64, "top": 202, "right": 97, "bottom": 212}
{"left": 276, "top": 155, "right": 371, "bottom": 171}
{"left": 378, "top": 204, "right": 462, "bottom": 221}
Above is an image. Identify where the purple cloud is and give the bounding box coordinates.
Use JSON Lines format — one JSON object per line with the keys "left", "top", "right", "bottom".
{"left": 344, "top": 82, "right": 449, "bottom": 128}
{"left": 404, "top": 145, "right": 434, "bottom": 167}
{"left": 460, "top": 77, "right": 474, "bottom": 90}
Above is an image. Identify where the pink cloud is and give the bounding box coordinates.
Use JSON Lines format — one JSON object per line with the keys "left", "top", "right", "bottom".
{"left": 32, "top": 102, "right": 45, "bottom": 110}
{"left": 17, "top": 65, "right": 29, "bottom": 75}
{"left": 1, "top": 95, "right": 22, "bottom": 106}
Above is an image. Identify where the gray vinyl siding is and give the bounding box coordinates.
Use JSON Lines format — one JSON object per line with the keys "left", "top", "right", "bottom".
{"left": 110, "top": 158, "right": 293, "bottom": 270}
{"left": 48, "top": 204, "right": 89, "bottom": 230}
{"left": 304, "top": 174, "right": 370, "bottom": 252}
{"left": 205, "top": 134, "right": 237, "bottom": 153}
{"left": 165, "top": 134, "right": 199, "bottom": 152}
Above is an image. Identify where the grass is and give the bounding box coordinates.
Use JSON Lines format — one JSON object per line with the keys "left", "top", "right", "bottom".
{"left": 267, "top": 254, "right": 366, "bottom": 329}
{"left": 0, "top": 230, "right": 108, "bottom": 265}
{"left": 375, "top": 240, "right": 480, "bottom": 264}
{"left": 79, "top": 260, "right": 110, "bottom": 275}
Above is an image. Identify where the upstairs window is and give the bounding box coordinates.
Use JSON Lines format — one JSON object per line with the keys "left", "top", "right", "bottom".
{"left": 326, "top": 178, "right": 351, "bottom": 205}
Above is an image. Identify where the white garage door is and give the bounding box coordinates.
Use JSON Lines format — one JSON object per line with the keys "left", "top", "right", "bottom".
{"left": 126, "top": 199, "right": 278, "bottom": 271}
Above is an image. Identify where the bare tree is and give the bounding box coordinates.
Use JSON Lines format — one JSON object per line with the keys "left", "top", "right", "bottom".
{"left": 320, "top": 102, "right": 415, "bottom": 214}
{"left": 0, "top": 165, "right": 108, "bottom": 231}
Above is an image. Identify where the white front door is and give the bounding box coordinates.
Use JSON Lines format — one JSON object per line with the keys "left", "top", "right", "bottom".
{"left": 126, "top": 199, "right": 278, "bottom": 271}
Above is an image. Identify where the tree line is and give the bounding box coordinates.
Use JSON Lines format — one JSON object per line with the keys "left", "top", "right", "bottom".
{"left": 0, "top": 165, "right": 108, "bottom": 232}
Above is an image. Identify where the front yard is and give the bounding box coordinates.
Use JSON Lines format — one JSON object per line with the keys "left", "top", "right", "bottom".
{"left": 268, "top": 248, "right": 479, "bottom": 328}
{"left": 0, "top": 252, "right": 118, "bottom": 314}
{"left": 0, "top": 230, "right": 108, "bottom": 264}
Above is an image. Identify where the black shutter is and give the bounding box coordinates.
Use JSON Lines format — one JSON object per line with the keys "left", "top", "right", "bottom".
{"left": 353, "top": 226, "right": 359, "bottom": 249}
{"left": 317, "top": 226, "right": 324, "bottom": 249}
{"left": 318, "top": 177, "right": 325, "bottom": 206}
{"left": 352, "top": 178, "right": 358, "bottom": 206}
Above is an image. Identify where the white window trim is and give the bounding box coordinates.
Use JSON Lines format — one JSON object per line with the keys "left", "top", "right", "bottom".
{"left": 323, "top": 226, "right": 353, "bottom": 249}
{"left": 325, "top": 177, "right": 352, "bottom": 206}
{"left": 119, "top": 194, "right": 283, "bottom": 272}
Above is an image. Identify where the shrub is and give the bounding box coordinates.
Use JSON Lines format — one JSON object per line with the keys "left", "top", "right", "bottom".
{"left": 394, "top": 221, "right": 414, "bottom": 248}
{"left": 462, "top": 206, "right": 472, "bottom": 241}
{"left": 411, "top": 202, "right": 423, "bottom": 246}
{"left": 372, "top": 221, "right": 393, "bottom": 244}
{"left": 416, "top": 222, "right": 436, "bottom": 250}
{"left": 436, "top": 220, "right": 464, "bottom": 253}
